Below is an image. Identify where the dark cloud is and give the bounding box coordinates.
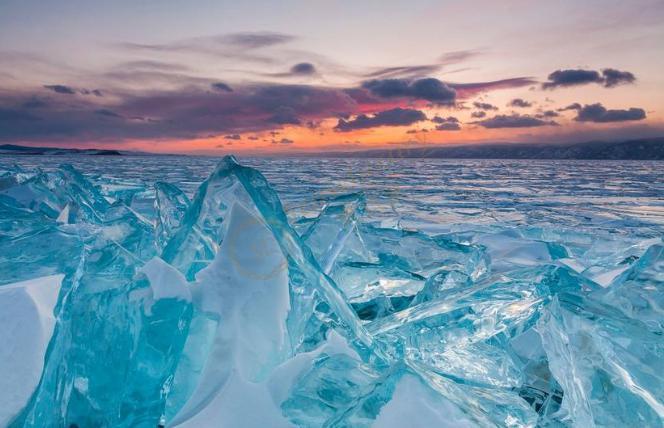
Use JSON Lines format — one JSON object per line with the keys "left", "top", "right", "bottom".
{"left": 0, "top": 68, "right": 589, "bottom": 144}
{"left": 436, "top": 122, "right": 461, "bottom": 131}
{"left": 473, "top": 102, "right": 497, "bottom": 111}
{"left": 559, "top": 103, "right": 582, "bottom": 112}
{"left": 602, "top": 68, "right": 636, "bottom": 87}
{"left": 542, "top": 69, "right": 602, "bottom": 89}
{"left": 0, "top": 106, "right": 103, "bottom": 140}
{"left": 22, "top": 97, "right": 47, "bottom": 109}
{"left": 43, "top": 85, "right": 103, "bottom": 97}
{"left": 352, "top": 77, "right": 534, "bottom": 106}
{"left": 432, "top": 116, "right": 461, "bottom": 131}
{"left": 362, "top": 78, "right": 456, "bottom": 105}
{"left": 268, "top": 106, "right": 301, "bottom": 125}
{"left": 471, "top": 111, "right": 486, "bottom": 118}
{"left": 508, "top": 98, "right": 532, "bottom": 108}
{"left": 212, "top": 82, "right": 233, "bottom": 92}
{"left": 474, "top": 114, "right": 557, "bottom": 128}
{"left": 265, "top": 62, "right": 318, "bottom": 78}
{"left": 0, "top": 108, "right": 40, "bottom": 122}
{"left": 224, "top": 134, "right": 241, "bottom": 140}
{"left": 538, "top": 110, "right": 559, "bottom": 118}
{"left": 431, "top": 116, "right": 459, "bottom": 124}
{"left": 81, "top": 89, "right": 103, "bottom": 97}
{"left": 250, "top": 85, "right": 356, "bottom": 120}
{"left": 335, "top": 108, "right": 427, "bottom": 131}
{"left": 574, "top": 103, "right": 646, "bottom": 123}
{"left": 94, "top": 109, "right": 123, "bottom": 118}
{"left": 0, "top": 83, "right": 359, "bottom": 142}
{"left": 290, "top": 62, "right": 317, "bottom": 75}
{"left": 43, "top": 84, "right": 76, "bottom": 95}
{"left": 543, "top": 68, "right": 636, "bottom": 89}
{"left": 272, "top": 138, "right": 294, "bottom": 145}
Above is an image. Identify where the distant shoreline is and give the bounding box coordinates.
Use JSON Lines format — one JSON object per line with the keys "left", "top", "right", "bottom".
{"left": 2, "top": 137, "right": 664, "bottom": 160}
{"left": 305, "top": 138, "right": 664, "bottom": 160}
{"left": 0, "top": 144, "right": 178, "bottom": 157}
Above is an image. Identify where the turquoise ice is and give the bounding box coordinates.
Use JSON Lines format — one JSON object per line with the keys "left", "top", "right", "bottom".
{"left": 0, "top": 156, "right": 662, "bottom": 427}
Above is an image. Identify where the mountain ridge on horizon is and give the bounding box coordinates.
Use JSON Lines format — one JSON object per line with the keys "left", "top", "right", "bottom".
{"left": 308, "top": 137, "right": 664, "bottom": 160}
{"left": 2, "top": 137, "right": 664, "bottom": 160}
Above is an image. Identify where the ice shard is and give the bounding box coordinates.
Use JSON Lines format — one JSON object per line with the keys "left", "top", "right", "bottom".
{"left": 301, "top": 191, "right": 367, "bottom": 273}
{"left": 0, "top": 170, "right": 65, "bottom": 219}
{"left": 0, "top": 206, "right": 82, "bottom": 285}
{"left": 538, "top": 289, "right": 664, "bottom": 426}
{"left": 155, "top": 182, "right": 191, "bottom": 252}
{"left": 162, "top": 157, "right": 385, "bottom": 425}
{"left": 1, "top": 157, "right": 662, "bottom": 428}
{"left": 600, "top": 243, "right": 663, "bottom": 330}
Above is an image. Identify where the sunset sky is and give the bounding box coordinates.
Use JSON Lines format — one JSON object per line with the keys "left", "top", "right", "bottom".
{"left": 1, "top": 0, "right": 663, "bottom": 154}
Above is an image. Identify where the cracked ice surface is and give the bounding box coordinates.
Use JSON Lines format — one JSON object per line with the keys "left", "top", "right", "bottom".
{"left": 0, "top": 156, "right": 663, "bottom": 427}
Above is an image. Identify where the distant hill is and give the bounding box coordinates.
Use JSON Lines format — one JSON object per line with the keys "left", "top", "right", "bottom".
{"left": 4, "top": 138, "right": 664, "bottom": 160}
{"left": 317, "top": 138, "right": 664, "bottom": 160}
{"left": 0, "top": 144, "right": 125, "bottom": 156}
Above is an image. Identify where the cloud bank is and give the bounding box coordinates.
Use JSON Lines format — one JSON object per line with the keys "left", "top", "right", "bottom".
{"left": 335, "top": 108, "right": 427, "bottom": 131}
{"left": 474, "top": 114, "right": 558, "bottom": 128}
{"left": 572, "top": 103, "right": 646, "bottom": 122}
{"left": 543, "top": 68, "right": 636, "bottom": 89}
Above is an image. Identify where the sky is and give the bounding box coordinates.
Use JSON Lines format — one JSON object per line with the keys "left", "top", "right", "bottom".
{"left": 1, "top": 0, "right": 663, "bottom": 154}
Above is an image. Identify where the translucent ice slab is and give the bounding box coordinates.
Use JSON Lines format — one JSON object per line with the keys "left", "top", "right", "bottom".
{"left": 1, "top": 157, "right": 662, "bottom": 428}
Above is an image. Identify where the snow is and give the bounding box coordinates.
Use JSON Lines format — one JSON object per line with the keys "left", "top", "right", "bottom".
{"left": 141, "top": 257, "right": 192, "bottom": 303}
{"left": 0, "top": 274, "right": 63, "bottom": 426}
{"left": 374, "top": 374, "right": 475, "bottom": 428}
{"left": 170, "top": 202, "right": 291, "bottom": 427}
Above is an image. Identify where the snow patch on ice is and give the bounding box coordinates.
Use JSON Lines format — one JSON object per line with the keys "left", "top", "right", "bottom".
{"left": 170, "top": 202, "right": 291, "bottom": 426}
{"left": 0, "top": 274, "right": 63, "bottom": 426}
{"left": 374, "top": 374, "right": 475, "bottom": 428}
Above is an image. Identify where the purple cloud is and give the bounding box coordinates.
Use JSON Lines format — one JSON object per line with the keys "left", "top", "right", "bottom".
{"left": 602, "top": 68, "right": 636, "bottom": 88}
{"left": 543, "top": 68, "right": 636, "bottom": 89}
{"left": 508, "top": 98, "right": 532, "bottom": 108}
{"left": 362, "top": 78, "right": 457, "bottom": 105}
{"left": 43, "top": 85, "right": 76, "bottom": 95}
{"left": 290, "top": 63, "right": 317, "bottom": 75}
{"left": 212, "top": 82, "right": 233, "bottom": 92}
{"left": 335, "top": 108, "right": 427, "bottom": 131}
{"left": 574, "top": 103, "right": 646, "bottom": 122}
{"left": 473, "top": 102, "right": 498, "bottom": 111}
{"left": 475, "top": 114, "right": 557, "bottom": 128}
